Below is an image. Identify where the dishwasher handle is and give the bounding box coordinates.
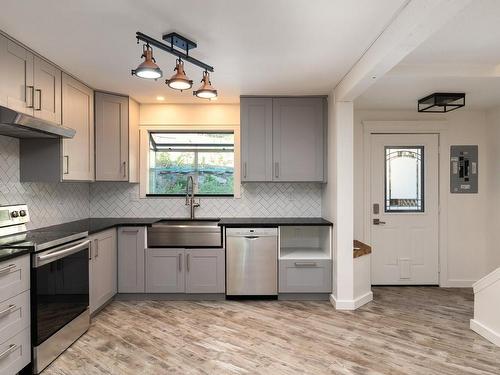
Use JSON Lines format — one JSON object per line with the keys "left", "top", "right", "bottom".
{"left": 244, "top": 236, "right": 260, "bottom": 240}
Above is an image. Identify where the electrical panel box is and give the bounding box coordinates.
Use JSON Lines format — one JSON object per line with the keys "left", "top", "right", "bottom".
{"left": 450, "top": 145, "right": 478, "bottom": 193}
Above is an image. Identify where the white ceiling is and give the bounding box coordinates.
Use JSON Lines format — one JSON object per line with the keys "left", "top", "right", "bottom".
{"left": 0, "top": 0, "right": 405, "bottom": 104}
{"left": 356, "top": 0, "right": 500, "bottom": 110}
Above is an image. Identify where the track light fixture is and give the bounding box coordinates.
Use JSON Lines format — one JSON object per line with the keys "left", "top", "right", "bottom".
{"left": 132, "top": 31, "right": 217, "bottom": 99}
{"left": 165, "top": 58, "right": 193, "bottom": 91}
{"left": 193, "top": 70, "right": 217, "bottom": 99}
{"left": 131, "top": 44, "right": 162, "bottom": 79}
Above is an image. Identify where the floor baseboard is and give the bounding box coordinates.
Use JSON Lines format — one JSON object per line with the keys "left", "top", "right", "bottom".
{"left": 329, "top": 291, "right": 373, "bottom": 310}
{"left": 470, "top": 319, "right": 500, "bottom": 347}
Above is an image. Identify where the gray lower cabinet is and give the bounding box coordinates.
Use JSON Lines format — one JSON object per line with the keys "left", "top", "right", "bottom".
{"left": 145, "top": 249, "right": 184, "bottom": 293}
{"left": 118, "top": 227, "right": 146, "bottom": 293}
{"left": 89, "top": 229, "right": 117, "bottom": 313}
{"left": 185, "top": 249, "right": 225, "bottom": 293}
{"left": 145, "top": 248, "right": 225, "bottom": 294}
{"left": 0, "top": 255, "right": 30, "bottom": 374}
{"left": 279, "top": 259, "right": 332, "bottom": 293}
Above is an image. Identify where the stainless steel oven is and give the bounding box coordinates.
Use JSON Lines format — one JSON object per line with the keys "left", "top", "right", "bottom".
{"left": 31, "top": 238, "right": 90, "bottom": 374}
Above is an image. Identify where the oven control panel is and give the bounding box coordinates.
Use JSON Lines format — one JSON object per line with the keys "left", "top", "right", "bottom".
{"left": 0, "top": 204, "right": 30, "bottom": 227}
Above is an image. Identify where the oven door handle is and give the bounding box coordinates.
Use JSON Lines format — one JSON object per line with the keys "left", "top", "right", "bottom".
{"left": 35, "top": 240, "right": 90, "bottom": 267}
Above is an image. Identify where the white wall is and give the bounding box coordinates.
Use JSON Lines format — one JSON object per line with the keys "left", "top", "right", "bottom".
{"left": 485, "top": 108, "right": 500, "bottom": 271}
{"left": 354, "top": 109, "right": 494, "bottom": 286}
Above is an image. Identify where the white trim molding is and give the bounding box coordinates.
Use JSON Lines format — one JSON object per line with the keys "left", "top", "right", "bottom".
{"left": 361, "top": 120, "right": 450, "bottom": 287}
{"left": 470, "top": 320, "right": 500, "bottom": 347}
{"left": 330, "top": 291, "right": 373, "bottom": 310}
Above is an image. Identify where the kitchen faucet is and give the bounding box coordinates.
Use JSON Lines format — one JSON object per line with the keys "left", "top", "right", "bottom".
{"left": 185, "top": 175, "right": 200, "bottom": 219}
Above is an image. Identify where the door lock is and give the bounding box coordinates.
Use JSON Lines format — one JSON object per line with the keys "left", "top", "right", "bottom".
{"left": 373, "top": 218, "right": 386, "bottom": 225}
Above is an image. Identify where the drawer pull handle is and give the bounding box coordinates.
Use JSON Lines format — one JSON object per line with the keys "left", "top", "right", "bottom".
{"left": 294, "top": 262, "right": 317, "bottom": 267}
{"left": 0, "top": 344, "right": 17, "bottom": 361}
{"left": 0, "top": 305, "right": 16, "bottom": 319}
{"left": 0, "top": 264, "right": 16, "bottom": 275}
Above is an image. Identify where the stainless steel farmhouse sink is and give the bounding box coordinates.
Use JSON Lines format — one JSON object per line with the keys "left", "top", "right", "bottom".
{"left": 147, "top": 219, "right": 222, "bottom": 248}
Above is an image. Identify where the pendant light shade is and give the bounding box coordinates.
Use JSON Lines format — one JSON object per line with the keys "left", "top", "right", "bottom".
{"left": 193, "top": 70, "right": 217, "bottom": 99}
{"left": 165, "top": 59, "right": 193, "bottom": 91}
{"left": 131, "top": 44, "right": 162, "bottom": 79}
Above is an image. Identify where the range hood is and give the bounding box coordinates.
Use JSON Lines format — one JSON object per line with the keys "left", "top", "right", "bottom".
{"left": 0, "top": 105, "right": 75, "bottom": 139}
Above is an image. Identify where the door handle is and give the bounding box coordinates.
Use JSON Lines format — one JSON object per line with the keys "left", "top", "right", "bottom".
{"left": 35, "top": 89, "right": 42, "bottom": 110}
{"left": 123, "top": 161, "right": 127, "bottom": 178}
{"left": 64, "top": 156, "right": 69, "bottom": 175}
{"left": 373, "top": 218, "right": 386, "bottom": 225}
{"left": 275, "top": 162, "right": 279, "bottom": 178}
{"left": 243, "top": 162, "right": 247, "bottom": 179}
{"left": 178, "top": 253, "right": 182, "bottom": 272}
{"left": 26, "top": 85, "right": 34, "bottom": 108}
{"left": 186, "top": 253, "right": 190, "bottom": 272}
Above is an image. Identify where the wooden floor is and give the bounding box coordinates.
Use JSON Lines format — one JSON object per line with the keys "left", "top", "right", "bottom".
{"left": 44, "top": 287, "right": 500, "bottom": 375}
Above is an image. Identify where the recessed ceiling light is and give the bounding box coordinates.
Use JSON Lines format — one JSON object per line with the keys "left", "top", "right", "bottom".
{"left": 156, "top": 96, "right": 165, "bottom": 101}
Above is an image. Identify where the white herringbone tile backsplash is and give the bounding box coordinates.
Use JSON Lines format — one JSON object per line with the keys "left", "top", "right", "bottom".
{"left": 0, "top": 136, "right": 90, "bottom": 229}
{"left": 90, "top": 182, "right": 322, "bottom": 218}
{"left": 1, "top": 135, "right": 322, "bottom": 227}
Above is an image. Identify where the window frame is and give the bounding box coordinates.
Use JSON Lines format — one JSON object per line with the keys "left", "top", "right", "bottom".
{"left": 384, "top": 145, "right": 425, "bottom": 213}
{"left": 139, "top": 125, "right": 241, "bottom": 199}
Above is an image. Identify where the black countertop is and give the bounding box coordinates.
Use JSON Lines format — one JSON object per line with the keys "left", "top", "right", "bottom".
{"left": 217, "top": 217, "right": 333, "bottom": 227}
{"left": 0, "top": 216, "right": 332, "bottom": 262}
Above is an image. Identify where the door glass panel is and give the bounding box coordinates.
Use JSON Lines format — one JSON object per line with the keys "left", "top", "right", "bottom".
{"left": 385, "top": 146, "right": 424, "bottom": 212}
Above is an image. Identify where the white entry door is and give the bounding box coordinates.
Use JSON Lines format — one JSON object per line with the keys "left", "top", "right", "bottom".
{"left": 370, "top": 134, "right": 439, "bottom": 285}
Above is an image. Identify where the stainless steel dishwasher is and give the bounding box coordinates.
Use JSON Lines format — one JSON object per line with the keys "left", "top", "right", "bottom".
{"left": 226, "top": 228, "right": 278, "bottom": 296}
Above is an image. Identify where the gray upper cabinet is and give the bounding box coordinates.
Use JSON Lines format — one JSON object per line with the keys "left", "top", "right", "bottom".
{"left": 0, "top": 34, "right": 34, "bottom": 115}
{"left": 95, "top": 92, "right": 129, "bottom": 181}
{"left": 240, "top": 98, "right": 273, "bottom": 182}
{"left": 33, "top": 56, "right": 61, "bottom": 124}
{"left": 272, "top": 98, "right": 325, "bottom": 182}
{"left": 185, "top": 249, "right": 225, "bottom": 294}
{"left": 117, "top": 227, "right": 146, "bottom": 293}
{"left": 240, "top": 96, "right": 326, "bottom": 183}
{"left": 62, "top": 73, "right": 94, "bottom": 181}
{"left": 0, "top": 34, "right": 62, "bottom": 125}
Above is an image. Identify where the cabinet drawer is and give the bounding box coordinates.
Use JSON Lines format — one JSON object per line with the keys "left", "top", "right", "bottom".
{"left": 279, "top": 259, "right": 332, "bottom": 293}
{"left": 0, "top": 327, "right": 30, "bottom": 375}
{"left": 0, "top": 256, "right": 29, "bottom": 303}
{"left": 0, "top": 291, "right": 30, "bottom": 344}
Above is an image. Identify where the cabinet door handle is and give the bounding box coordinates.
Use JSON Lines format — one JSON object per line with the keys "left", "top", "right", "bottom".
{"left": 0, "top": 344, "right": 17, "bottom": 361}
{"left": 95, "top": 240, "right": 99, "bottom": 258}
{"left": 0, "top": 305, "right": 16, "bottom": 319}
{"left": 26, "top": 85, "right": 34, "bottom": 108}
{"left": 178, "top": 253, "right": 182, "bottom": 272}
{"left": 294, "top": 262, "right": 317, "bottom": 267}
{"left": 89, "top": 241, "right": 93, "bottom": 260}
{"left": 35, "top": 89, "right": 42, "bottom": 110}
{"left": 275, "top": 162, "right": 279, "bottom": 178}
{"left": 0, "top": 264, "right": 16, "bottom": 275}
{"left": 121, "top": 229, "right": 139, "bottom": 233}
{"left": 186, "top": 253, "right": 190, "bottom": 272}
{"left": 243, "top": 162, "right": 247, "bottom": 179}
{"left": 123, "top": 161, "right": 127, "bottom": 178}
{"left": 64, "top": 156, "right": 69, "bottom": 175}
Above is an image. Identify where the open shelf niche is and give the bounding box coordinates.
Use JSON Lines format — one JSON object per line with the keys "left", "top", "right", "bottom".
{"left": 279, "top": 226, "right": 332, "bottom": 260}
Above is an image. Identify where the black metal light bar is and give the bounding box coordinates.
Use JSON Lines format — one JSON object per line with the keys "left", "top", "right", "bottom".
{"left": 136, "top": 32, "right": 214, "bottom": 72}
{"left": 418, "top": 92, "right": 465, "bottom": 113}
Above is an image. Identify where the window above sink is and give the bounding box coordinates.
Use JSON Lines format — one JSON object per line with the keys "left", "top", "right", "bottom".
{"left": 147, "top": 131, "right": 235, "bottom": 197}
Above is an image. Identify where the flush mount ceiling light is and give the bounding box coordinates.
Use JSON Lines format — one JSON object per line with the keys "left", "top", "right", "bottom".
{"left": 418, "top": 92, "right": 465, "bottom": 112}
{"left": 194, "top": 70, "right": 218, "bottom": 99}
{"left": 131, "top": 44, "right": 163, "bottom": 79}
{"left": 132, "top": 31, "right": 217, "bottom": 99}
{"left": 166, "top": 58, "right": 193, "bottom": 91}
